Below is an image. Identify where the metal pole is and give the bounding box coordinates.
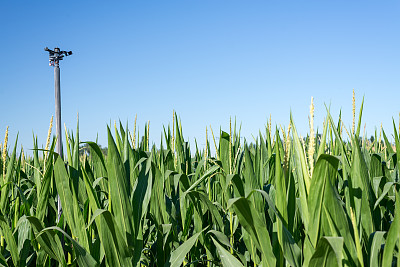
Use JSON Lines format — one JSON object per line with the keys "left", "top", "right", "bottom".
{"left": 54, "top": 61, "right": 63, "bottom": 221}
{"left": 44, "top": 46, "right": 72, "bottom": 221}
{"left": 54, "top": 64, "right": 63, "bottom": 157}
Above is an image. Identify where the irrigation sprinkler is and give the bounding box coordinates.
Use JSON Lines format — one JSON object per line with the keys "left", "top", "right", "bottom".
{"left": 44, "top": 47, "right": 72, "bottom": 221}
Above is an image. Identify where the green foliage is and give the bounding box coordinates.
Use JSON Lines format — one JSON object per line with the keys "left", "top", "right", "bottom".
{"left": 1, "top": 106, "right": 400, "bottom": 266}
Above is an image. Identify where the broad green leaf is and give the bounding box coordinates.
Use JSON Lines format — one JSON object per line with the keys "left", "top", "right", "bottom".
{"left": 0, "top": 215, "right": 19, "bottom": 267}
{"left": 207, "top": 230, "right": 231, "bottom": 248}
{"left": 254, "top": 189, "right": 301, "bottom": 267}
{"left": 225, "top": 174, "right": 245, "bottom": 197}
{"left": 82, "top": 168, "right": 132, "bottom": 267}
{"left": 26, "top": 216, "right": 66, "bottom": 265}
{"left": 273, "top": 131, "right": 301, "bottom": 266}
{"left": 228, "top": 197, "right": 276, "bottom": 267}
{"left": 309, "top": 236, "right": 344, "bottom": 267}
{"left": 350, "top": 136, "right": 374, "bottom": 238}
{"left": 184, "top": 165, "right": 220, "bottom": 193}
{"left": 306, "top": 154, "right": 357, "bottom": 266}
{"left": 53, "top": 154, "right": 90, "bottom": 251}
{"left": 369, "top": 231, "right": 385, "bottom": 267}
{"left": 15, "top": 217, "right": 31, "bottom": 266}
{"left": 382, "top": 189, "right": 400, "bottom": 267}
{"left": 186, "top": 191, "right": 224, "bottom": 230}
{"left": 290, "top": 116, "right": 310, "bottom": 229}
{"left": 374, "top": 182, "right": 394, "bottom": 210}
{"left": 165, "top": 228, "right": 206, "bottom": 267}
{"left": 38, "top": 226, "right": 98, "bottom": 267}
{"left": 107, "top": 126, "right": 135, "bottom": 246}
{"left": 131, "top": 156, "right": 153, "bottom": 265}
{"left": 36, "top": 158, "right": 53, "bottom": 221}
{"left": 219, "top": 131, "right": 231, "bottom": 174}
{"left": 211, "top": 236, "right": 244, "bottom": 267}
{"left": 132, "top": 156, "right": 153, "bottom": 236}
{"left": 82, "top": 141, "right": 107, "bottom": 171}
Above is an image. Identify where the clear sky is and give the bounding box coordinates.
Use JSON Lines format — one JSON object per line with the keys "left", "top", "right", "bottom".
{"left": 1, "top": 1, "right": 399, "bottom": 155}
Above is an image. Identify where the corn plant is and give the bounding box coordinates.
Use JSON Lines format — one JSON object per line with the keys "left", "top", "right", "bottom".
{"left": 1, "top": 103, "right": 400, "bottom": 266}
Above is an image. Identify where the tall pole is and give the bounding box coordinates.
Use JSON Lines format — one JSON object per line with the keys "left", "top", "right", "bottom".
{"left": 45, "top": 47, "right": 72, "bottom": 221}
{"left": 54, "top": 58, "right": 63, "bottom": 159}
{"left": 54, "top": 57, "right": 63, "bottom": 221}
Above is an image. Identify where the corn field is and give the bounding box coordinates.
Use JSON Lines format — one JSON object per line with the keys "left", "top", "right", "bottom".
{"left": 1, "top": 100, "right": 400, "bottom": 266}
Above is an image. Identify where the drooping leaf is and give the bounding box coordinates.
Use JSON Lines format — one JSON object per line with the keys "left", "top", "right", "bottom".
{"left": 211, "top": 236, "right": 244, "bottom": 267}
{"left": 228, "top": 197, "right": 276, "bottom": 267}
{"left": 165, "top": 228, "right": 206, "bottom": 267}
{"left": 26, "top": 216, "right": 66, "bottom": 266}
{"left": 38, "top": 226, "right": 98, "bottom": 267}
{"left": 309, "top": 236, "right": 344, "bottom": 267}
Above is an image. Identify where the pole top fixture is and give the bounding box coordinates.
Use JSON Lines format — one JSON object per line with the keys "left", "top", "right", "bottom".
{"left": 44, "top": 47, "right": 72, "bottom": 67}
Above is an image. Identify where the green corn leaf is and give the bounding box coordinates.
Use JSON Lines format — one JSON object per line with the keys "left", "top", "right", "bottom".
{"left": 274, "top": 129, "right": 288, "bottom": 225}
{"left": 374, "top": 182, "right": 394, "bottom": 210}
{"left": 219, "top": 131, "right": 231, "bottom": 174}
{"left": 184, "top": 165, "right": 220, "bottom": 193}
{"left": 165, "top": 228, "right": 206, "bottom": 267}
{"left": 382, "top": 188, "right": 400, "bottom": 267}
{"left": 273, "top": 129, "right": 301, "bottom": 267}
{"left": 53, "top": 154, "right": 90, "bottom": 251}
{"left": 306, "top": 154, "right": 357, "bottom": 266}
{"left": 131, "top": 156, "right": 154, "bottom": 266}
{"left": 355, "top": 96, "right": 364, "bottom": 138}
{"left": 36, "top": 158, "right": 53, "bottom": 221}
{"left": 0, "top": 252, "right": 7, "bottom": 267}
{"left": 186, "top": 191, "right": 224, "bottom": 230}
{"left": 132, "top": 156, "right": 153, "bottom": 237}
{"left": 150, "top": 167, "right": 169, "bottom": 225}
{"left": 369, "top": 155, "right": 384, "bottom": 184}
{"left": 15, "top": 217, "right": 31, "bottom": 266}
{"left": 211, "top": 236, "right": 244, "bottom": 267}
{"left": 26, "top": 216, "right": 66, "bottom": 266}
{"left": 325, "top": 109, "right": 351, "bottom": 174}
{"left": 393, "top": 119, "right": 400, "bottom": 177}
{"left": 253, "top": 189, "right": 301, "bottom": 267}
{"left": 382, "top": 129, "right": 395, "bottom": 155}
{"left": 107, "top": 126, "right": 135, "bottom": 246}
{"left": 0, "top": 215, "right": 19, "bottom": 267}
{"left": 369, "top": 231, "right": 385, "bottom": 267}
{"left": 225, "top": 174, "right": 245, "bottom": 197}
{"left": 0, "top": 135, "right": 18, "bottom": 212}
{"left": 74, "top": 122, "right": 84, "bottom": 170}
{"left": 228, "top": 197, "right": 276, "bottom": 267}
{"left": 309, "top": 236, "right": 344, "bottom": 267}
{"left": 32, "top": 135, "right": 41, "bottom": 196}
{"left": 82, "top": 168, "right": 132, "bottom": 267}
{"left": 82, "top": 141, "right": 107, "bottom": 171}
{"left": 350, "top": 136, "right": 374, "bottom": 239}
{"left": 64, "top": 127, "right": 73, "bottom": 168}
{"left": 38, "top": 226, "right": 98, "bottom": 267}
{"left": 317, "top": 116, "right": 329, "bottom": 159}
{"left": 207, "top": 230, "right": 231, "bottom": 248}
{"left": 290, "top": 116, "right": 310, "bottom": 229}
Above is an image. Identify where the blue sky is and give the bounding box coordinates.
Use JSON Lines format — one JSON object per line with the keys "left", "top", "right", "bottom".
{"left": 1, "top": 1, "right": 399, "bottom": 154}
